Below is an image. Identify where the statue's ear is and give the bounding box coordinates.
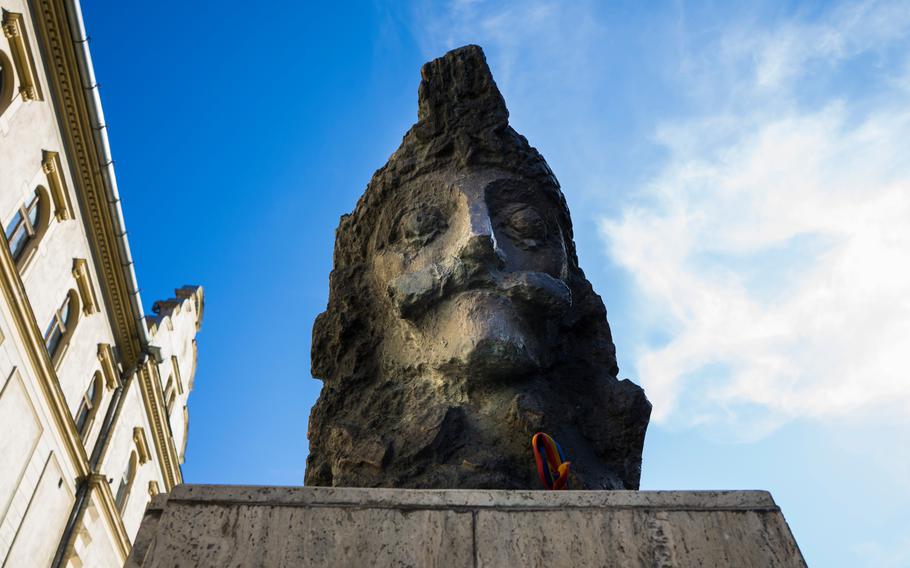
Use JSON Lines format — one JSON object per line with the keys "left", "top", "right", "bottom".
{"left": 563, "top": 274, "right": 620, "bottom": 377}
{"left": 311, "top": 310, "right": 338, "bottom": 381}
{"left": 312, "top": 298, "right": 370, "bottom": 384}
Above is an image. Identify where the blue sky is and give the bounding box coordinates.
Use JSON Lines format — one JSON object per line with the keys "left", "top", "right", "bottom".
{"left": 82, "top": 1, "right": 910, "bottom": 566}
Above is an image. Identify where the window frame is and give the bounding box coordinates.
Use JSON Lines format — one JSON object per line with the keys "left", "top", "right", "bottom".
{"left": 114, "top": 451, "right": 138, "bottom": 513}
{"left": 5, "top": 186, "right": 51, "bottom": 271}
{"left": 164, "top": 375, "right": 176, "bottom": 415}
{"left": 45, "top": 289, "right": 81, "bottom": 367}
{"left": 74, "top": 372, "right": 103, "bottom": 439}
{"left": 0, "top": 49, "right": 12, "bottom": 115}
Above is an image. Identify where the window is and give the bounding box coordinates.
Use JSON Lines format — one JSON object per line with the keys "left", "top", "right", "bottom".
{"left": 45, "top": 290, "right": 80, "bottom": 365}
{"left": 0, "top": 50, "right": 12, "bottom": 116}
{"left": 4, "top": 186, "right": 50, "bottom": 268}
{"left": 74, "top": 372, "right": 103, "bottom": 438}
{"left": 6, "top": 189, "right": 40, "bottom": 258}
{"left": 164, "top": 375, "right": 176, "bottom": 415}
{"left": 114, "top": 451, "right": 138, "bottom": 513}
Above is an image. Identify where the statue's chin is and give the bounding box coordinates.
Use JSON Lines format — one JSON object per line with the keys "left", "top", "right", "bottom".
{"left": 439, "top": 336, "right": 539, "bottom": 380}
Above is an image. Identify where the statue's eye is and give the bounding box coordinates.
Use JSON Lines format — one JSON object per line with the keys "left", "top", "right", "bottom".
{"left": 399, "top": 207, "right": 446, "bottom": 246}
{"left": 506, "top": 207, "right": 547, "bottom": 244}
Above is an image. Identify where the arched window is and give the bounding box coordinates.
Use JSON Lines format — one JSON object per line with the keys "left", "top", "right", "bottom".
{"left": 74, "top": 372, "right": 103, "bottom": 439}
{"left": 5, "top": 186, "right": 51, "bottom": 268}
{"left": 164, "top": 375, "right": 176, "bottom": 415}
{"left": 45, "top": 289, "right": 80, "bottom": 365}
{"left": 0, "top": 50, "right": 13, "bottom": 116}
{"left": 115, "top": 451, "right": 138, "bottom": 513}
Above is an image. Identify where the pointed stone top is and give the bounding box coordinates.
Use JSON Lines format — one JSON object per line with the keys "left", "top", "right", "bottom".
{"left": 417, "top": 45, "right": 509, "bottom": 132}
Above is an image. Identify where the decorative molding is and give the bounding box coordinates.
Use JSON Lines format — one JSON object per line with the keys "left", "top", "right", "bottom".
{"left": 42, "top": 150, "right": 74, "bottom": 220}
{"left": 147, "top": 480, "right": 159, "bottom": 497}
{"left": 137, "top": 360, "right": 182, "bottom": 489}
{"left": 97, "top": 343, "right": 119, "bottom": 389}
{"left": 32, "top": 0, "right": 141, "bottom": 366}
{"left": 72, "top": 258, "right": 99, "bottom": 315}
{"left": 1, "top": 10, "right": 42, "bottom": 101}
{"left": 133, "top": 427, "right": 151, "bottom": 464}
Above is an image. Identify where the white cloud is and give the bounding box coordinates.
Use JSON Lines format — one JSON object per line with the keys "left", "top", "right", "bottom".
{"left": 729, "top": 0, "right": 910, "bottom": 90}
{"left": 852, "top": 534, "right": 910, "bottom": 568}
{"left": 399, "top": 0, "right": 910, "bottom": 440}
{"left": 602, "top": 1, "right": 910, "bottom": 437}
{"left": 409, "top": 0, "right": 603, "bottom": 97}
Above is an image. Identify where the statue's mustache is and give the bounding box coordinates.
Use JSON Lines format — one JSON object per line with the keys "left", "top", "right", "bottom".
{"left": 387, "top": 257, "right": 572, "bottom": 321}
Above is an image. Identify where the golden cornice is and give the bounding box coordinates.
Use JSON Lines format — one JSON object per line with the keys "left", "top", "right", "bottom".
{"left": 31, "top": 0, "right": 141, "bottom": 366}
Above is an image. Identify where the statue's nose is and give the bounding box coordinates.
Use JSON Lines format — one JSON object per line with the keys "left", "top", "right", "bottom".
{"left": 458, "top": 199, "right": 504, "bottom": 267}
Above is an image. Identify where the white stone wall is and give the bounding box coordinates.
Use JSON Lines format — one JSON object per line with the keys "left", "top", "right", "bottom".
{"left": 0, "top": 1, "right": 204, "bottom": 566}
{"left": 149, "top": 292, "right": 203, "bottom": 464}
{"left": 0, "top": 336, "right": 79, "bottom": 565}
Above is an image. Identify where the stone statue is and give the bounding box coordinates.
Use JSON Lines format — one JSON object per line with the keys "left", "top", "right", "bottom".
{"left": 306, "top": 45, "right": 651, "bottom": 490}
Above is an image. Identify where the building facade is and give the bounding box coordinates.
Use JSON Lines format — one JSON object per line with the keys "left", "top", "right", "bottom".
{"left": 0, "top": 0, "right": 203, "bottom": 566}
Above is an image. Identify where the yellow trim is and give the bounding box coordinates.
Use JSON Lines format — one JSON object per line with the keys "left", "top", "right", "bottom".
{"left": 42, "top": 150, "right": 74, "bottom": 221}
{"left": 133, "top": 427, "right": 151, "bottom": 464}
{"left": 97, "top": 343, "right": 119, "bottom": 389}
{"left": 1, "top": 10, "right": 42, "bottom": 101}
{"left": 72, "top": 258, "right": 99, "bottom": 315}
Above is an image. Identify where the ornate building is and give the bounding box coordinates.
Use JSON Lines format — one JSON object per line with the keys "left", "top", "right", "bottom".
{"left": 0, "top": 0, "right": 203, "bottom": 565}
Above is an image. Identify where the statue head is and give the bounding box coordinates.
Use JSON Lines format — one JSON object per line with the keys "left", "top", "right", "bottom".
{"left": 307, "top": 45, "right": 650, "bottom": 489}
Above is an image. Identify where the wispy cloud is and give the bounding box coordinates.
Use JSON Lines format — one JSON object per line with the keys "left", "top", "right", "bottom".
{"left": 602, "top": 0, "right": 910, "bottom": 437}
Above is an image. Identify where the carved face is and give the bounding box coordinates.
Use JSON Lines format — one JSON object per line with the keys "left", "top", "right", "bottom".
{"left": 371, "top": 169, "right": 572, "bottom": 381}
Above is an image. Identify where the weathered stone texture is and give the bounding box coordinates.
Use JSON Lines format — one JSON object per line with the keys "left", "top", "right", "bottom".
{"left": 306, "top": 44, "right": 651, "bottom": 490}
{"left": 126, "top": 485, "right": 808, "bottom": 567}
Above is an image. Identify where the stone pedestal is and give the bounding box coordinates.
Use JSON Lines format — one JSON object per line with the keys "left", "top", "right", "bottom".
{"left": 125, "top": 485, "right": 806, "bottom": 567}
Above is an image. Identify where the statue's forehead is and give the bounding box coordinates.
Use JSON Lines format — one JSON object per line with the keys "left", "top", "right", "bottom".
{"left": 450, "top": 168, "right": 519, "bottom": 192}
{"left": 401, "top": 168, "right": 531, "bottom": 199}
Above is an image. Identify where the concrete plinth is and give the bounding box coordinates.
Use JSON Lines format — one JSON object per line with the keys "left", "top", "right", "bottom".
{"left": 125, "top": 485, "right": 806, "bottom": 567}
